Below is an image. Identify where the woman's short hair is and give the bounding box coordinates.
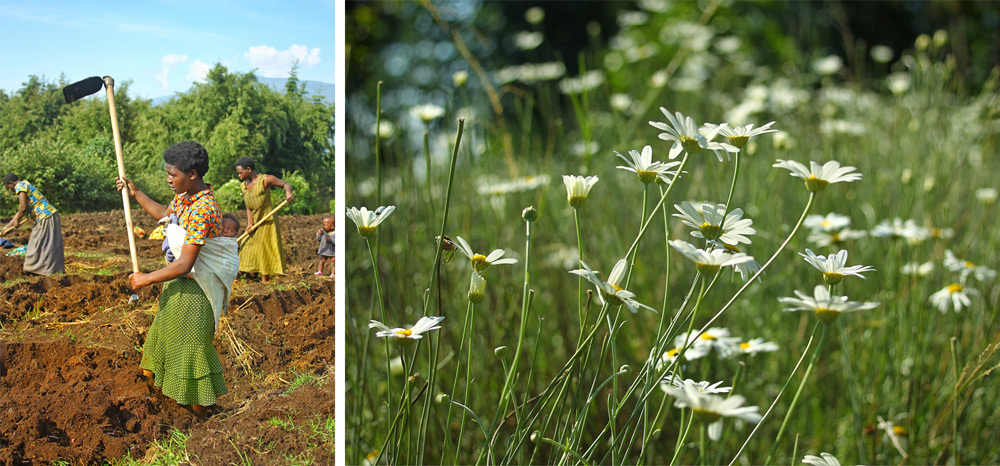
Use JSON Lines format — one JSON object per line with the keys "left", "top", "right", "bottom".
{"left": 2, "top": 173, "right": 19, "bottom": 185}
{"left": 235, "top": 156, "right": 256, "bottom": 171}
{"left": 163, "top": 141, "right": 210, "bottom": 178}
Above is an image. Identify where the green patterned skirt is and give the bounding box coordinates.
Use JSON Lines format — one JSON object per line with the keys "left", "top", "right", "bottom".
{"left": 140, "top": 278, "right": 227, "bottom": 406}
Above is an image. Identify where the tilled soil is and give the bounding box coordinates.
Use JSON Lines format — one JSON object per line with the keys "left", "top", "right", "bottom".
{"left": 0, "top": 211, "right": 334, "bottom": 464}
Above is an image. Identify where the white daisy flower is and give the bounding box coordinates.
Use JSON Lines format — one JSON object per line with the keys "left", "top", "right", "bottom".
{"left": 669, "top": 240, "right": 755, "bottom": 275}
{"left": 453, "top": 236, "right": 518, "bottom": 273}
{"left": 772, "top": 159, "right": 862, "bottom": 192}
{"left": 370, "top": 316, "right": 445, "bottom": 345}
{"left": 779, "top": 285, "right": 880, "bottom": 323}
{"left": 346, "top": 205, "right": 397, "bottom": 239}
{"left": 802, "top": 452, "right": 842, "bottom": 466}
{"left": 708, "top": 241, "right": 762, "bottom": 282}
{"left": 649, "top": 108, "right": 739, "bottom": 160}
{"left": 661, "top": 375, "right": 732, "bottom": 394}
{"left": 944, "top": 250, "right": 997, "bottom": 282}
{"left": 410, "top": 104, "right": 445, "bottom": 122}
{"left": 663, "top": 380, "right": 761, "bottom": 441}
{"left": 563, "top": 175, "right": 599, "bottom": 208}
{"left": 615, "top": 145, "right": 681, "bottom": 184}
{"left": 674, "top": 201, "right": 757, "bottom": 245}
{"left": 870, "top": 218, "right": 929, "bottom": 243}
{"left": 674, "top": 327, "right": 742, "bottom": 360}
{"left": 569, "top": 259, "right": 656, "bottom": 314}
{"left": 806, "top": 228, "right": 866, "bottom": 248}
{"left": 901, "top": 261, "right": 935, "bottom": 277}
{"left": 929, "top": 283, "right": 975, "bottom": 313}
{"left": 975, "top": 187, "right": 997, "bottom": 205}
{"left": 799, "top": 249, "right": 876, "bottom": 285}
{"left": 804, "top": 213, "right": 852, "bottom": 232}
{"left": 701, "top": 121, "right": 777, "bottom": 149}
{"left": 739, "top": 338, "right": 779, "bottom": 354}
{"left": 656, "top": 347, "right": 681, "bottom": 369}
{"left": 468, "top": 272, "right": 486, "bottom": 304}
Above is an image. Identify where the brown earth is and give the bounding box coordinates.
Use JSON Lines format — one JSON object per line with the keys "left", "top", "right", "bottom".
{"left": 0, "top": 211, "right": 334, "bottom": 465}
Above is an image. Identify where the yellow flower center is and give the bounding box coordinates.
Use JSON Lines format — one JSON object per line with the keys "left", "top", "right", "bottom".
{"left": 636, "top": 170, "right": 658, "bottom": 184}
{"left": 471, "top": 254, "right": 489, "bottom": 271}
{"left": 804, "top": 175, "right": 830, "bottom": 192}
{"left": 680, "top": 136, "right": 703, "bottom": 154}
{"left": 947, "top": 283, "right": 963, "bottom": 294}
{"left": 396, "top": 329, "right": 413, "bottom": 337}
{"left": 823, "top": 272, "right": 844, "bottom": 285}
{"left": 821, "top": 220, "right": 832, "bottom": 228}
{"left": 814, "top": 307, "right": 840, "bottom": 323}
{"left": 740, "top": 342, "right": 751, "bottom": 350}
{"left": 830, "top": 232, "right": 841, "bottom": 242}
{"left": 964, "top": 261, "right": 974, "bottom": 268}
{"left": 667, "top": 348, "right": 679, "bottom": 358}
{"left": 610, "top": 283, "right": 623, "bottom": 293}
{"left": 569, "top": 195, "right": 587, "bottom": 208}
{"left": 359, "top": 225, "right": 377, "bottom": 238}
{"left": 698, "top": 222, "right": 721, "bottom": 239}
{"left": 700, "top": 333, "right": 717, "bottom": 341}
{"left": 892, "top": 426, "right": 907, "bottom": 436}
{"left": 723, "top": 243, "right": 741, "bottom": 253}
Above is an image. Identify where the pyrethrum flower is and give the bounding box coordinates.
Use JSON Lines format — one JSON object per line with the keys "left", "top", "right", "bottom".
{"left": 615, "top": 145, "right": 681, "bottom": 184}
{"left": 804, "top": 213, "right": 852, "bottom": 232}
{"left": 661, "top": 375, "right": 732, "bottom": 394}
{"left": 663, "top": 379, "right": 761, "bottom": 441}
{"left": 929, "top": 283, "right": 975, "bottom": 313}
{"left": 674, "top": 201, "right": 756, "bottom": 245}
{"left": 669, "top": 240, "right": 755, "bottom": 275}
{"left": 739, "top": 338, "right": 779, "bottom": 355}
{"left": 799, "top": 249, "right": 875, "bottom": 285}
{"left": 702, "top": 121, "right": 777, "bottom": 149}
{"left": 773, "top": 159, "right": 862, "bottom": 192}
{"left": 370, "top": 316, "right": 445, "bottom": 345}
{"left": 649, "top": 108, "right": 739, "bottom": 160}
{"left": 870, "top": 218, "right": 928, "bottom": 243}
{"left": 563, "top": 175, "right": 599, "bottom": 208}
{"left": 346, "top": 205, "right": 396, "bottom": 238}
{"left": 779, "top": 285, "right": 879, "bottom": 323}
{"left": 944, "top": 250, "right": 997, "bottom": 282}
{"left": 901, "top": 261, "right": 935, "bottom": 277}
{"left": 674, "top": 327, "right": 741, "bottom": 359}
{"left": 802, "top": 452, "right": 842, "bottom": 466}
{"left": 569, "top": 259, "right": 656, "bottom": 313}
{"left": 410, "top": 104, "right": 445, "bottom": 122}
{"left": 454, "top": 236, "right": 518, "bottom": 273}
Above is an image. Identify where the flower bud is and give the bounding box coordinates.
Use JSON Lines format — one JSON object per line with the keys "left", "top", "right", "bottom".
{"left": 436, "top": 393, "right": 450, "bottom": 404}
{"left": 522, "top": 206, "right": 538, "bottom": 222}
{"left": 494, "top": 345, "right": 508, "bottom": 357}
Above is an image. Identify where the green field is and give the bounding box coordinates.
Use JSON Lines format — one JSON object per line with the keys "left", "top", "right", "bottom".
{"left": 345, "top": 3, "right": 998, "bottom": 465}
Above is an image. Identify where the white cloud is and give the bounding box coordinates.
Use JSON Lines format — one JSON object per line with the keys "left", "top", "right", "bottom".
{"left": 244, "top": 44, "right": 321, "bottom": 78}
{"left": 154, "top": 54, "right": 188, "bottom": 91}
{"left": 187, "top": 60, "right": 212, "bottom": 83}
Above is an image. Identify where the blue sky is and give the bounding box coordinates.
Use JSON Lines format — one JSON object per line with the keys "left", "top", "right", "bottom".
{"left": 0, "top": 0, "right": 335, "bottom": 99}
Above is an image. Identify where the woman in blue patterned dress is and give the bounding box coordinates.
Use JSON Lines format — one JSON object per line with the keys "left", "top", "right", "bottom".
{"left": 2, "top": 173, "right": 65, "bottom": 276}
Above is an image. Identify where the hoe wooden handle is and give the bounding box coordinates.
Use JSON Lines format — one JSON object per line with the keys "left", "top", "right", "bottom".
{"left": 238, "top": 199, "right": 290, "bottom": 243}
{"left": 0, "top": 217, "right": 31, "bottom": 236}
{"left": 105, "top": 76, "right": 140, "bottom": 274}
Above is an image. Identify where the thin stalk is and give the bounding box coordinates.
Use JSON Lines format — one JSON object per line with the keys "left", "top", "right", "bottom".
{"left": 575, "top": 208, "right": 585, "bottom": 335}
{"left": 729, "top": 322, "right": 820, "bottom": 466}
{"left": 365, "top": 238, "right": 395, "bottom": 458}
{"left": 837, "top": 317, "right": 867, "bottom": 463}
{"left": 669, "top": 410, "right": 696, "bottom": 466}
{"left": 444, "top": 300, "right": 474, "bottom": 466}
{"left": 950, "top": 336, "right": 960, "bottom": 466}
{"left": 765, "top": 323, "right": 829, "bottom": 465}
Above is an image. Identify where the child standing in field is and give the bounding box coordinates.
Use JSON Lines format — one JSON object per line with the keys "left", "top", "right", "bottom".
{"left": 315, "top": 215, "right": 334, "bottom": 277}
{"left": 117, "top": 141, "right": 238, "bottom": 419}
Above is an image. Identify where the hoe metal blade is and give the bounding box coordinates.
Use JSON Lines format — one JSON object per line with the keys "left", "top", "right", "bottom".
{"left": 62, "top": 76, "right": 104, "bottom": 103}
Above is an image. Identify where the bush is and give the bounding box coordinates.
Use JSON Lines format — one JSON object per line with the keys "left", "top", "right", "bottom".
{"left": 0, "top": 137, "right": 119, "bottom": 214}
{"left": 269, "top": 170, "right": 316, "bottom": 215}
{"left": 214, "top": 178, "right": 245, "bottom": 212}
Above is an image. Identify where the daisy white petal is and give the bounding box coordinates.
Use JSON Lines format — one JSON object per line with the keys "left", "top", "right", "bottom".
{"left": 346, "top": 205, "right": 396, "bottom": 238}
{"left": 454, "top": 236, "right": 518, "bottom": 272}
{"left": 779, "top": 284, "right": 879, "bottom": 323}
{"left": 773, "top": 159, "right": 862, "bottom": 192}
{"left": 799, "top": 248, "right": 875, "bottom": 285}
{"left": 563, "top": 175, "right": 599, "bottom": 208}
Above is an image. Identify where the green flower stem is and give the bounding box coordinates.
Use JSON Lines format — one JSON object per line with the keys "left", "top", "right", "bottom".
{"left": 444, "top": 300, "right": 474, "bottom": 466}
{"left": 713, "top": 150, "right": 741, "bottom": 244}
{"left": 765, "top": 322, "right": 829, "bottom": 465}
{"left": 837, "top": 316, "right": 867, "bottom": 463}
{"left": 668, "top": 410, "right": 696, "bottom": 466}
{"left": 728, "top": 321, "right": 821, "bottom": 466}
{"left": 575, "top": 208, "right": 585, "bottom": 336}
{"left": 374, "top": 81, "right": 382, "bottom": 209}
{"left": 418, "top": 119, "right": 465, "bottom": 463}
{"left": 699, "top": 423, "right": 707, "bottom": 466}
{"left": 491, "top": 211, "right": 534, "bottom": 452}
{"left": 951, "top": 336, "right": 960, "bottom": 466}
{"left": 364, "top": 238, "right": 395, "bottom": 458}
{"left": 536, "top": 435, "right": 594, "bottom": 466}
{"left": 423, "top": 129, "right": 432, "bottom": 208}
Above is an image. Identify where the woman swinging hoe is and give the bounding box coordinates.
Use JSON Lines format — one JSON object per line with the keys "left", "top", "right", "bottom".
{"left": 117, "top": 141, "right": 239, "bottom": 418}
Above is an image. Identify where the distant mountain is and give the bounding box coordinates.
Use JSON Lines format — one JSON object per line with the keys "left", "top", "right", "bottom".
{"left": 150, "top": 77, "right": 334, "bottom": 106}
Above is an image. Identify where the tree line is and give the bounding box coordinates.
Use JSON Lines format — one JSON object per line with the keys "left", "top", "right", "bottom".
{"left": 0, "top": 63, "right": 334, "bottom": 216}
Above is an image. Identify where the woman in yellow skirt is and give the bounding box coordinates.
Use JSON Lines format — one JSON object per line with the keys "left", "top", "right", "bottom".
{"left": 235, "top": 157, "right": 293, "bottom": 283}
